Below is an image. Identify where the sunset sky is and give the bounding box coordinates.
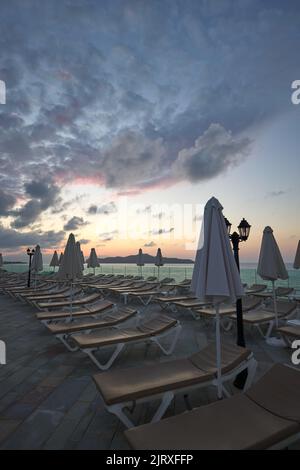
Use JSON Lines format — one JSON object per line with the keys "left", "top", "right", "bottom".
{"left": 0, "top": 0, "right": 300, "bottom": 262}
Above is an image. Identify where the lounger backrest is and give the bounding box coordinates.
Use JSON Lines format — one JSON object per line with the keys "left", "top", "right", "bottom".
{"left": 246, "top": 364, "right": 300, "bottom": 423}
{"left": 137, "top": 315, "right": 177, "bottom": 335}
{"left": 275, "top": 287, "right": 294, "bottom": 296}
{"left": 266, "top": 300, "right": 297, "bottom": 315}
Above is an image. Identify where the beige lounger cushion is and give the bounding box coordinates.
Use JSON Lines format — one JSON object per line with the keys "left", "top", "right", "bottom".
{"left": 45, "top": 308, "right": 137, "bottom": 335}
{"left": 73, "top": 315, "right": 177, "bottom": 349}
{"left": 173, "top": 299, "right": 209, "bottom": 308}
{"left": 125, "top": 364, "right": 300, "bottom": 450}
{"left": 277, "top": 324, "right": 300, "bottom": 339}
{"left": 125, "top": 393, "right": 297, "bottom": 450}
{"left": 155, "top": 295, "right": 195, "bottom": 303}
{"left": 230, "top": 301, "right": 297, "bottom": 324}
{"left": 246, "top": 363, "right": 300, "bottom": 422}
{"left": 36, "top": 300, "right": 114, "bottom": 320}
{"left": 196, "top": 297, "right": 261, "bottom": 318}
{"left": 93, "top": 342, "right": 249, "bottom": 406}
{"left": 37, "top": 292, "right": 101, "bottom": 309}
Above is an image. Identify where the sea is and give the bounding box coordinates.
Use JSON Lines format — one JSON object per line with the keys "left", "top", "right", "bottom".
{"left": 2, "top": 262, "right": 300, "bottom": 293}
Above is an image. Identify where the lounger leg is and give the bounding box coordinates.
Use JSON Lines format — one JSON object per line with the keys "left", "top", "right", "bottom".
{"left": 242, "top": 358, "right": 257, "bottom": 391}
{"left": 83, "top": 343, "right": 125, "bottom": 370}
{"left": 265, "top": 320, "right": 275, "bottom": 339}
{"left": 279, "top": 333, "right": 292, "bottom": 347}
{"left": 56, "top": 334, "right": 79, "bottom": 352}
{"left": 151, "top": 391, "right": 174, "bottom": 423}
{"left": 108, "top": 403, "right": 136, "bottom": 429}
{"left": 151, "top": 325, "right": 182, "bottom": 355}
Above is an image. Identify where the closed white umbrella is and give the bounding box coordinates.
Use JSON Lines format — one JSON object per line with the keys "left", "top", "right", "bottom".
{"left": 0, "top": 253, "right": 3, "bottom": 268}
{"left": 293, "top": 240, "right": 300, "bottom": 269}
{"left": 155, "top": 248, "right": 163, "bottom": 279}
{"left": 191, "top": 197, "right": 244, "bottom": 398}
{"left": 31, "top": 245, "right": 43, "bottom": 288}
{"left": 58, "top": 252, "right": 64, "bottom": 265}
{"left": 58, "top": 234, "right": 83, "bottom": 317}
{"left": 49, "top": 250, "right": 59, "bottom": 271}
{"left": 31, "top": 245, "right": 43, "bottom": 273}
{"left": 257, "top": 226, "right": 288, "bottom": 328}
{"left": 87, "top": 248, "right": 100, "bottom": 274}
{"left": 137, "top": 248, "right": 144, "bottom": 276}
{"left": 75, "top": 242, "right": 84, "bottom": 273}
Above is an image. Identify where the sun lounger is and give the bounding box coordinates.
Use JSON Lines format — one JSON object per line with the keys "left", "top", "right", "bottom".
{"left": 154, "top": 294, "right": 196, "bottom": 310}
{"left": 277, "top": 322, "right": 300, "bottom": 346}
{"left": 27, "top": 287, "right": 82, "bottom": 307}
{"left": 36, "top": 292, "right": 103, "bottom": 310}
{"left": 195, "top": 297, "right": 262, "bottom": 329}
{"left": 254, "top": 286, "right": 294, "bottom": 299}
{"left": 36, "top": 299, "right": 114, "bottom": 323}
{"left": 245, "top": 284, "right": 267, "bottom": 294}
{"left": 72, "top": 314, "right": 181, "bottom": 370}
{"left": 44, "top": 307, "right": 138, "bottom": 351}
{"left": 18, "top": 284, "right": 64, "bottom": 299}
{"left": 93, "top": 342, "right": 256, "bottom": 428}
{"left": 228, "top": 300, "right": 298, "bottom": 338}
{"left": 125, "top": 364, "right": 300, "bottom": 449}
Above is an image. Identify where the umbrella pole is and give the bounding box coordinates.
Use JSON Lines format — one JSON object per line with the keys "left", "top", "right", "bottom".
{"left": 215, "top": 303, "right": 222, "bottom": 399}
{"left": 272, "top": 280, "right": 278, "bottom": 328}
{"left": 70, "top": 282, "right": 73, "bottom": 320}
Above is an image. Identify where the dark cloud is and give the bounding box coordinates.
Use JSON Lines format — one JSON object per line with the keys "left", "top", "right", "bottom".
{"left": 88, "top": 205, "right": 98, "bottom": 215}
{"left": 88, "top": 202, "right": 117, "bottom": 215}
{"left": 266, "top": 190, "right": 287, "bottom": 198}
{"left": 151, "top": 227, "right": 174, "bottom": 235}
{"left": 0, "top": 189, "right": 16, "bottom": 216}
{"left": 11, "top": 179, "right": 60, "bottom": 228}
{"left": 144, "top": 241, "right": 156, "bottom": 247}
{"left": 0, "top": 1, "right": 298, "bottom": 193}
{"left": 63, "top": 216, "right": 89, "bottom": 231}
{"left": 0, "top": 224, "right": 64, "bottom": 249}
{"left": 79, "top": 238, "right": 90, "bottom": 244}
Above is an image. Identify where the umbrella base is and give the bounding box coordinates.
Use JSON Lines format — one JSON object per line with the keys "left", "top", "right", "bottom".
{"left": 266, "top": 337, "right": 286, "bottom": 347}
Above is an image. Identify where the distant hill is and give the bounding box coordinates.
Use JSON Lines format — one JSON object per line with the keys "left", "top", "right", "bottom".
{"left": 98, "top": 254, "right": 194, "bottom": 264}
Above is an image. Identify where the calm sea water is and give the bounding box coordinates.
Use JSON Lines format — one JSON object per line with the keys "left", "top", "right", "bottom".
{"left": 3, "top": 262, "right": 300, "bottom": 292}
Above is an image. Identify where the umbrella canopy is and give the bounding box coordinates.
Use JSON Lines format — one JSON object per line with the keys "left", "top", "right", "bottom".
{"left": 75, "top": 242, "right": 85, "bottom": 272}
{"left": 191, "top": 197, "right": 244, "bottom": 397}
{"left": 257, "top": 226, "right": 288, "bottom": 328}
{"left": 49, "top": 250, "right": 59, "bottom": 269}
{"left": 293, "top": 240, "right": 300, "bottom": 269}
{"left": 31, "top": 245, "right": 43, "bottom": 273}
{"left": 87, "top": 248, "right": 100, "bottom": 269}
{"left": 257, "top": 227, "right": 288, "bottom": 281}
{"left": 0, "top": 253, "right": 3, "bottom": 267}
{"left": 57, "top": 234, "right": 83, "bottom": 281}
{"left": 58, "top": 252, "right": 64, "bottom": 265}
{"left": 155, "top": 248, "right": 164, "bottom": 267}
{"left": 137, "top": 248, "right": 144, "bottom": 266}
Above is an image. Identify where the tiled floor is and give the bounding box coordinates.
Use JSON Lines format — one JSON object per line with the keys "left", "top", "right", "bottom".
{"left": 0, "top": 292, "right": 299, "bottom": 449}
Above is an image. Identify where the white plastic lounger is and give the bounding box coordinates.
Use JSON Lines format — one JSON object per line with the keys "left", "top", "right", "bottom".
{"left": 125, "top": 364, "right": 300, "bottom": 450}
{"left": 72, "top": 315, "right": 181, "bottom": 371}
{"left": 36, "top": 299, "right": 114, "bottom": 323}
{"left": 93, "top": 342, "right": 257, "bottom": 429}
{"left": 44, "top": 307, "right": 138, "bottom": 351}
{"left": 35, "top": 292, "right": 103, "bottom": 311}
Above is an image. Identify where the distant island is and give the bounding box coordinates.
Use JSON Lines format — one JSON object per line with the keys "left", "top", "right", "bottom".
{"left": 3, "top": 261, "right": 27, "bottom": 264}
{"left": 98, "top": 254, "right": 194, "bottom": 264}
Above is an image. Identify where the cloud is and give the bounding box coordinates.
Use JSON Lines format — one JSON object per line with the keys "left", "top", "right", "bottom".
{"left": 63, "top": 216, "right": 89, "bottom": 231}
{"left": 79, "top": 238, "right": 90, "bottom": 244}
{"left": 99, "top": 229, "right": 118, "bottom": 242}
{"left": 153, "top": 212, "right": 164, "bottom": 219}
{"left": 136, "top": 205, "right": 152, "bottom": 214}
{"left": 151, "top": 227, "right": 174, "bottom": 235}
{"left": 11, "top": 179, "right": 60, "bottom": 228}
{"left": 266, "top": 190, "right": 286, "bottom": 198}
{"left": 87, "top": 202, "right": 117, "bottom": 215}
{"left": 172, "top": 124, "right": 251, "bottom": 183}
{"left": 144, "top": 241, "right": 156, "bottom": 247}
{"left": 88, "top": 205, "right": 98, "bottom": 215}
{"left": 0, "top": 0, "right": 298, "bottom": 199}
{"left": 0, "top": 224, "right": 65, "bottom": 249}
{"left": 0, "top": 189, "right": 16, "bottom": 216}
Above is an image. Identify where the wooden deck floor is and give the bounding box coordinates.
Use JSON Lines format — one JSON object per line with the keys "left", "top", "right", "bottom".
{"left": 0, "top": 293, "right": 299, "bottom": 449}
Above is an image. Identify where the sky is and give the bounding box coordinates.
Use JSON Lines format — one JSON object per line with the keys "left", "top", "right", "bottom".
{"left": 0, "top": 0, "right": 300, "bottom": 263}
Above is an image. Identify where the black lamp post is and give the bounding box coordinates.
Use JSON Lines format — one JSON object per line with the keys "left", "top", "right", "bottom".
{"left": 27, "top": 248, "right": 35, "bottom": 288}
{"left": 224, "top": 216, "right": 251, "bottom": 388}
